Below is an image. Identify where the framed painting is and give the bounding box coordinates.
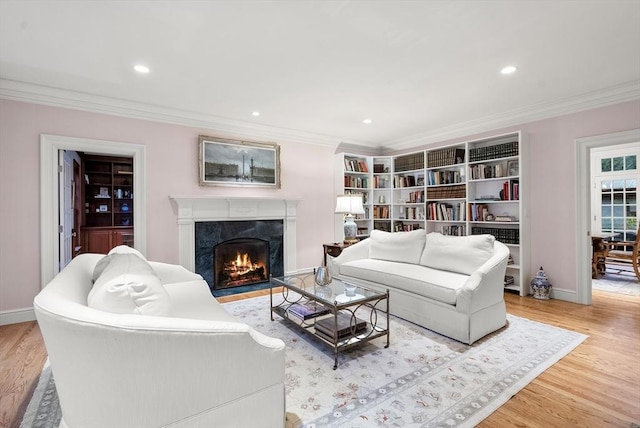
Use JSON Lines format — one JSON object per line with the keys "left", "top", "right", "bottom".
{"left": 199, "top": 135, "right": 281, "bottom": 188}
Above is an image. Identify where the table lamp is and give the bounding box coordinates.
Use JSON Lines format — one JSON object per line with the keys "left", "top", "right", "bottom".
{"left": 335, "top": 194, "right": 365, "bottom": 244}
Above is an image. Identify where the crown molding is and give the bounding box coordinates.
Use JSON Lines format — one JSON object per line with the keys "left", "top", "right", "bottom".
{"left": 2, "top": 78, "right": 638, "bottom": 152}
{"left": 381, "top": 80, "right": 640, "bottom": 153}
{"left": 0, "top": 79, "right": 344, "bottom": 148}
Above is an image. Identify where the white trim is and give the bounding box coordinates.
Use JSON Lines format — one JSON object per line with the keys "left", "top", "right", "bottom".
{"left": 169, "top": 195, "right": 299, "bottom": 274}
{"left": 575, "top": 129, "right": 640, "bottom": 305}
{"left": 1, "top": 79, "right": 341, "bottom": 148}
{"left": 0, "top": 308, "right": 36, "bottom": 326}
{"left": 40, "top": 135, "right": 147, "bottom": 288}
{"left": 3, "top": 78, "right": 638, "bottom": 151}
{"left": 549, "top": 288, "right": 577, "bottom": 303}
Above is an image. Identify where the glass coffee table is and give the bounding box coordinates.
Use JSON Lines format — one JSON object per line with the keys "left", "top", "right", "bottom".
{"left": 270, "top": 271, "right": 389, "bottom": 370}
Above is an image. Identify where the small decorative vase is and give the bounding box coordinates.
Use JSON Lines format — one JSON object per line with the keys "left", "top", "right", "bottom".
{"left": 314, "top": 266, "right": 332, "bottom": 286}
{"left": 530, "top": 266, "right": 552, "bottom": 300}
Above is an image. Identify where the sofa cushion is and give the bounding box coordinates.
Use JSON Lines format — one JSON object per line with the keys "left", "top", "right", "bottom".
{"left": 339, "top": 259, "right": 468, "bottom": 304}
{"left": 369, "top": 229, "right": 426, "bottom": 265}
{"left": 88, "top": 253, "right": 172, "bottom": 316}
{"left": 92, "top": 245, "right": 147, "bottom": 282}
{"left": 420, "top": 233, "right": 495, "bottom": 275}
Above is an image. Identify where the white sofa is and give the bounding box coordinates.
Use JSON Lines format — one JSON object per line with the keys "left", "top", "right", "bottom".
{"left": 330, "top": 230, "right": 510, "bottom": 344}
{"left": 34, "top": 250, "right": 286, "bottom": 428}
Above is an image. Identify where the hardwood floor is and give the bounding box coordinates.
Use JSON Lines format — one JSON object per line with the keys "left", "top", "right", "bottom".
{"left": 1, "top": 290, "right": 638, "bottom": 428}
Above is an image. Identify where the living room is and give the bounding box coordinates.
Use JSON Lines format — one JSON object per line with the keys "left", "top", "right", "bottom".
{"left": 1, "top": 1, "right": 639, "bottom": 427}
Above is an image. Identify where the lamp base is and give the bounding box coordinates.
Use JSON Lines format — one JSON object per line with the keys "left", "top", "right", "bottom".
{"left": 343, "top": 214, "right": 359, "bottom": 245}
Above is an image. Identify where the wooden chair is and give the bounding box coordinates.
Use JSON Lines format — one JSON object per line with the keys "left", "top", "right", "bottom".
{"left": 604, "top": 228, "right": 640, "bottom": 281}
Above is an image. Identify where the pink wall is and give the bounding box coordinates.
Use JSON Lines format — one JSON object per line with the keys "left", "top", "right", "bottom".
{"left": 0, "top": 99, "right": 337, "bottom": 312}
{"left": 1, "top": 98, "right": 639, "bottom": 314}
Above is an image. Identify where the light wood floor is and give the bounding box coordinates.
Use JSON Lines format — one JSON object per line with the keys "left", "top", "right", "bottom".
{"left": 2, "top": 290, "right": 638, "bottom": 428}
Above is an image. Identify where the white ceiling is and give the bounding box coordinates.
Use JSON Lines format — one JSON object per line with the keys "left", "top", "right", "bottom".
{"left": 1, "top": 1, "right": 639, "bottom": 151}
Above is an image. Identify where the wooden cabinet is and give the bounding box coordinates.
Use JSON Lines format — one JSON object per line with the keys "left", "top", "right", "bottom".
{"left": 83, "top": 228, "right": 134, "bottom": 254}
{"left": 81, "top": 155, "right": 134, "bottom": 254}
{"left": 334, "top": 131, "right": 529, "bottom": 296}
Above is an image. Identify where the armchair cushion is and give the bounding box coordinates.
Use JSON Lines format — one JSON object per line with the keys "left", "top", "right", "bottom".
{"left": 92, "top": 245, "right": 147, "bottom": 282}
{"left": 88, "top": 253, "right": 172, "bottom": 316}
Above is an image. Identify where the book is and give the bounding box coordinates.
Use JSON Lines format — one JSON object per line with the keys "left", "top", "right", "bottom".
{"left": 288, "top": 302, "right": 331, "bottom": 320}
{"left": 314, "top": 312, "right": 367, "bottom": 339}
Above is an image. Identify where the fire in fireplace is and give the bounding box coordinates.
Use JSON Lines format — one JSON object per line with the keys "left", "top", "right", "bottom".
{"left": 214, "top": 238, "right": 270, "bottom": 289}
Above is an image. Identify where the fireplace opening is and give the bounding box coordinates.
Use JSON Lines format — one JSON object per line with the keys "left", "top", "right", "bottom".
{"left": 213, "top": 238, "right": 270, "bottom": 290}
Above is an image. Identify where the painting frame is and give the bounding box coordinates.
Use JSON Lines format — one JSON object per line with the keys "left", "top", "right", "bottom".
{"left": 198, "top": 135, "right": 281, "bottom": 188}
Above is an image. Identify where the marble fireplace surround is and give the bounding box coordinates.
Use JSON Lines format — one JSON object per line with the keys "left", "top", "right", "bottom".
{"left": 169, "top": 196, "right": 299, "bottom": 273}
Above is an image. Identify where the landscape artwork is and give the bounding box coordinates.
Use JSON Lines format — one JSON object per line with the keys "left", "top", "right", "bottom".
{"left": 199, "top": 135, "right": 280, "bottom": 187}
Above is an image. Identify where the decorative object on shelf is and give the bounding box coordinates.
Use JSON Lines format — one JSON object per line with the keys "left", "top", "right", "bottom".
{"left": 98, "top": 205, "right": 108, "bottom": 212}
{"left": 198, "top": 135, "right": 281, "bottom": 188}
{"left": 120, "top": 202, "right": 130, "bottom": 212}
{"left": 378, "top": 195, "right": 386, "bottom": 204}
{"left": 344, "top": 282, "right": 357, "bottom": 297}
{"left": 530, "top": 266, "right": 552, "bottom": 300}
{"left": 335, "top": 194, "right": 365, "bottom": 244}
{"left": 314, "top": 266, "right": 332, "bottom": 286}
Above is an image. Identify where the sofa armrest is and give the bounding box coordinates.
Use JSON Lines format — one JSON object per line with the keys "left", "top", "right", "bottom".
{"left": 456, "top": 242, "right": 509, "bottom": 312}
{"left": 149, "top": 261, "right": 204, "bottom": 284}
{"left": 330, "top": 239, "right": 371, "bottom": 275}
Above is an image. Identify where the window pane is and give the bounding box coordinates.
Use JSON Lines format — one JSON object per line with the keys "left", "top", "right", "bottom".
{"left": 625, "top": 179, "right": 637, "bottom": 190}
{"left": 601, "top": 180, "right": 612, "bottom": 191}
{"left": 613, "top": 193, "right": 624, "bottom": 204}
{"left": 614, "top": 206, "right": 624, "bottom": 216}
{"left": 601, "top": 158, "right": 612, "bottom": 172}
{"left": 613, "top": 157, "right": 625, "bottom": 171}
{"left": 628, "top": 218, "right": 637, "bottom": 230}
{"left": 625, "top": 192, "right": 636, "bottom": 204}
{"left": 602, "top": 205, "right": 611, "bottom": 217}
{"left": 612, "top": 180, "right": 625, "bottom": 190}
{"left": 602, "top": 194, "right": 612, "bottom": 204}
{"left": 601, "top": 218, "right": 611, "bottom": 230}
{"left": 614, "top": 218, "right": 625, "bottom": 229}
{"left": 625, "top": 155, "right": 637, "bottom": 170}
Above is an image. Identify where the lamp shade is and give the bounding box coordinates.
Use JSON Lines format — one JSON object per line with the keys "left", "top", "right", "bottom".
{"left": 335, "top": 195, "right": 365, "bottom": 215}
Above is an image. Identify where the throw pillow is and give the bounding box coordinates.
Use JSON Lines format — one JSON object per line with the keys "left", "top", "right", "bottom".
{"left": 420, "top": 233, "right": 495, "bottom": 275}
{"left": 88, "top": 253, "right": 172, "bottom": 316}
{"left": 92, "top": 245, "right": 146, "bottom": 282}
{"left": 369, "top": 229, "right": 426, "bottom": 265}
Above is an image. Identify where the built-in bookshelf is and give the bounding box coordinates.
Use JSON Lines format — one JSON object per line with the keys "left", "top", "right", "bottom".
{"left": 334, "top": 131, "right": 529, "bottom": 296}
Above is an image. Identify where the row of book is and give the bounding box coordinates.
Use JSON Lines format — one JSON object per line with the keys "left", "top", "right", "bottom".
{"left": 400, "top": 206, "right": 424, "bottom": 220}
{"left": 441, "top": 225, "right": 466, "bottom": 236}
{"left": 469, "top": 141, "right": 519, "bottom": 162}
{"left": 372, "top": 205, "right": 390, "bottom": 219}
{"left": 345, "top": 190, "right": 368, "bottom": 204}
{"left": 499, "top": 179, "right": 519, "bottom": 201}
{"left": 373, "top": 163, "right": 389, "bottom": 173}
{"left": 344, "top": 176, "right": 369, "bottom": 189}
{"left": 393, "top": 222, "right": 423, "bottom": 232}
{"left": 471, "top": 227, "right": 520, "bottom": 245}
{"left": 468, "top": 163, "right": 506, "bottom": 180}
{"left": 468, "top": 203, "right": 491, "bottom": 222}
{"left": 426, "top": 184, "right": 466, "bottom": 199}
{"left": 427, "top": 169, "right": 464, "bottom": 185}
{"left": 403, "top": 190, "right": 424, "bottom": 204}
{"left": 393, "top": 175, "right": 423, "bottom": 188}
{"left": 373, "top": 176, "right": 390, "bottom": 189}
{"left": 374, "top": 221, "right": 392, "bottom": 232}
{"left": 344, "top": 158, "right": 369, "bottom": 173}
{"left": 427, "top": 147, "right": 465, "bottom": 168}
{"left": 427, "top": 202, "right": 466, "bottom": 221}
{"left": 394, "top": 152, "right": 425, "bottom": 172}
{"left": 288, "top": 303, "right": 368, "bottom": 340}
{"left": 504, "top": 275, "right": 515, "bottom": 287}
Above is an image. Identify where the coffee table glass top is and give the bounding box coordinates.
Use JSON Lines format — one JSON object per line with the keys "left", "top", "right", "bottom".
{"left": 271, "top": 272, "right": 382, "bottom": 307}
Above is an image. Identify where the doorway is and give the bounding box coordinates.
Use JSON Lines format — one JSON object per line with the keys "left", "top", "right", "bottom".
{"left": 40, "top": 134, "right": 147, "bottom": 288}
{"left": 576, "top": 129, "right": 640, "bottom": 304}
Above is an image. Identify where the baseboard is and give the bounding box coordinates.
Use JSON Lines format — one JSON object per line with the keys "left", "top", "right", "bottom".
{"left": 549, "top": 288, "right": 577, "bottom": 303}
{"left": 0, "top": 307, "right": 36, "bottom": 326}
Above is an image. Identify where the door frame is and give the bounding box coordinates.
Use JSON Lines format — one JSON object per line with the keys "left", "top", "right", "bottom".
{"left": 575, "top": 129, "right": 640, "bottom": 305}
{"left": 40, "top": 134, "right": 147, "bottom": 288}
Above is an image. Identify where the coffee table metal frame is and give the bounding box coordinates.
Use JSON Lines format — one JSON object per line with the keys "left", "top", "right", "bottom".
{"left": 270, "top": 272, "right": 389, "bottom": 370}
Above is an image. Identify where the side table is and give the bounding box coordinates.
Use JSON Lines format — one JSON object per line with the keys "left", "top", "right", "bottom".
{"left": 323, "top": 242, "right": 353, "bottom": 266}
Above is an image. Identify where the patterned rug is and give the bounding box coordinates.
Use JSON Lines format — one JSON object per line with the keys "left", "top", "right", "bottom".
{"left": 21, "top": 295, "right": 587, "bottom": 428}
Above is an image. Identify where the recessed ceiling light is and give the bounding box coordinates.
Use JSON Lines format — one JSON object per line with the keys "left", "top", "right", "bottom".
{"left": 363, "top": 118, "right": 372, "bottom": 124}
{"left": 501, "top": 65, "right": 517, "bottom": 75}
{"left": 133, "top": 64, "right": 150, "bottom": 74}
{"left": 252, "top": 111, "right": 260, "bottom": 117}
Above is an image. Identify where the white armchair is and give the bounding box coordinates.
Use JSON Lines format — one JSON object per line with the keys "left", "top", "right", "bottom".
{"left": 34, "top": 253, "right": 286, "bottom": 428}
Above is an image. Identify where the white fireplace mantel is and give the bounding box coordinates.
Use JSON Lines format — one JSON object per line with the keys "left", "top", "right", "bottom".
{"left": 169, "top": 195, "right": 300, "bottom": 273}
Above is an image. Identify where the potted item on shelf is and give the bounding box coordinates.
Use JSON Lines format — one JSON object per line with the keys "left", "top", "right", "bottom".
{"left": 530, "top": 266, "right": 552, "bottom": 300}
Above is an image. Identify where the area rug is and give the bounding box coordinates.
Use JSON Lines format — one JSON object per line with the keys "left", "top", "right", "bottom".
{"left": 21, "top": 295, "right": 587, "bottom": 428}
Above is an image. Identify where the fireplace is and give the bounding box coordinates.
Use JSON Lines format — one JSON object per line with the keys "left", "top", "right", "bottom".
{"left": 169, "top": 196, "right": 299, "bottom": 296}
{"left": 214, "top": 238, "right": 269, "bottom": 290}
